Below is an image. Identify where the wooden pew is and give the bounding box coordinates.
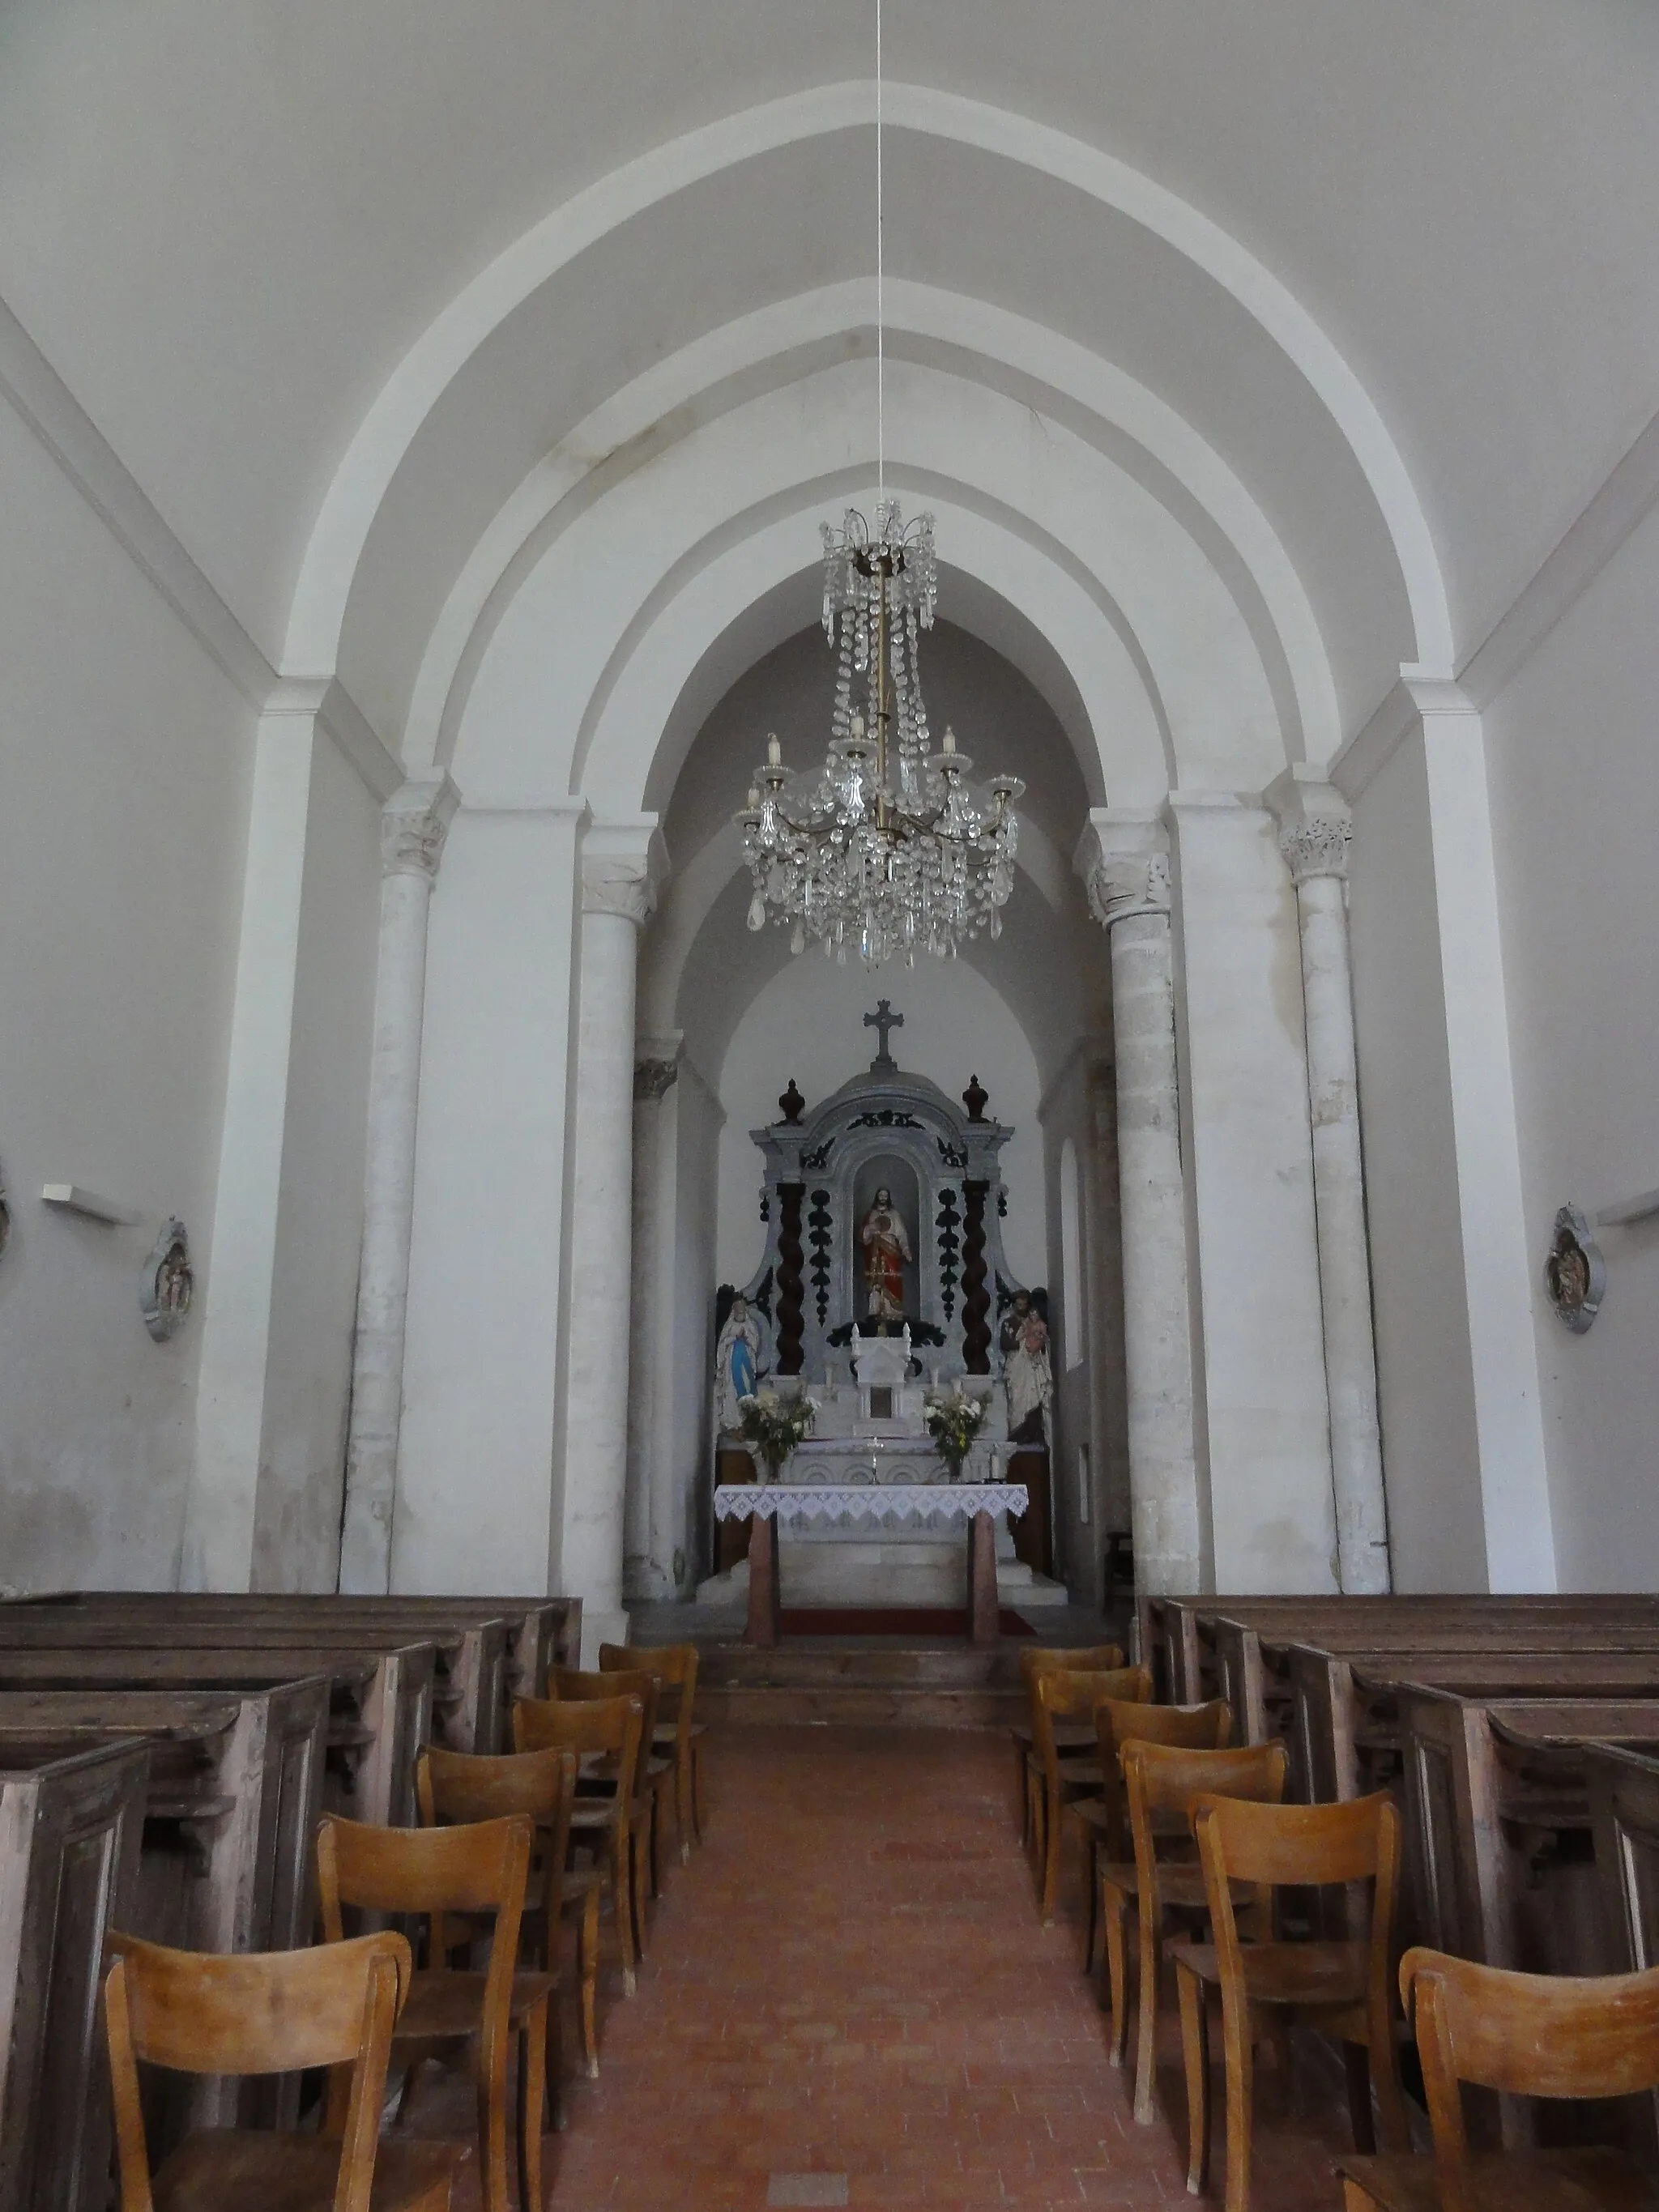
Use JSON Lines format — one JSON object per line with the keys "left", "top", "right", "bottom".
{"left": 23, "top": 1591, "right": 582, "bottom": 1727}
{"left": 1392, "top": 1690, "right": 1659, "bottom": 1967}
{"left": 0, "top": 1740, "right": 149, "bottom": 2212}
{"left": 0, "top": 1680, "right": 330, "bottom": 1958}
{"left": 0, "top": 1642, "right": 435, "bottom": 1829}
{"left": 1285, "top": 1646, "right": 1659, "bottom": 1805}
{"left": 1141, "top": 1592, "right": 1659, "bottom": 1709}
{"left": 1211, "top": 1606, "right": 1659, "bottom": 1750}
{"left": 0, "top": 1611, "right": 481, "bottom": 1754}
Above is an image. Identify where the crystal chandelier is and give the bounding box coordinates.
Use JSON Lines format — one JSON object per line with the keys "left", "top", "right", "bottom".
{"left": 736, "top": 501, "right": 1024, "bottom": 965}
{"left": 734, "top": 0, "right": 1024, "bottom": 967}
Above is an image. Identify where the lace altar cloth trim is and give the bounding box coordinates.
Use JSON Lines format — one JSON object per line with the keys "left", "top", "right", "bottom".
{"left": 712, "top": 1481, "right": 1029, "bottom": 1525}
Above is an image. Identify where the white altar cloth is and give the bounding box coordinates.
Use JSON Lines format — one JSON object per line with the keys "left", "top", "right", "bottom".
{"left": 712, "top": 1481, "right": 1029, "bottom": 1527}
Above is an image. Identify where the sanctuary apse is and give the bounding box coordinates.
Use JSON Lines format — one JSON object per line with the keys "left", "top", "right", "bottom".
{"left": 696, "top": 1006, "right": 1066, "bottom": 1617}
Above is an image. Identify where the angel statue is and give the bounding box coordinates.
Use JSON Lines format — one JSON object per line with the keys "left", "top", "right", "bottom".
{"left": 713, "top": 1292, "right": 762, "bottom": 1434}
{"left": 859, "top": 1187, "right": 912, "bottom": 1323}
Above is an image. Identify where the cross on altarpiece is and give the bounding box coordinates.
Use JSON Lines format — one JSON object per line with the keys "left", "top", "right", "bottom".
{"left": 864, "top": 999, "right": 904, "bottom": 1071}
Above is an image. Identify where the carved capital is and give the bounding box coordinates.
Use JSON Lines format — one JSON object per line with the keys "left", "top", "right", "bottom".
{"left": 1265, "top": 769, "right": 1351, "bottom": 885}
{"left": 1277, "top": 816, "right": 1351, "bottom": 884}
{"left": 1074, "top": 812, "right": 1172, "bottom": 929}
{"left": 382, "top": 774, "right": 460, "bottom": 884}
{"left": 633, "top": 1057, "right": 680, "bottom": 1102}
{"left": 582, "top": 855, "right": 658, "bottom": 925}
{"left": 581, "top": 820, "right": 666, "bottom": 926}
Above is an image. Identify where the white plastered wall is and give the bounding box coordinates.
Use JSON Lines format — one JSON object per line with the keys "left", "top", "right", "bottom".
{"left": 1483, "top": 497, "right": 1659, "bottom": 1590}
{"left": 0, "top": 395, "right": 252, "bottom": 1589}
{"left": 394, "top": 805, "right": 585, "bottom": 1594}
{"left": 1171, "top": 794, "right": 1339, "bottom": 1594}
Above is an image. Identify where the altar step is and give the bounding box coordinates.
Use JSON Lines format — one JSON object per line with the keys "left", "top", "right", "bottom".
{"left": 694, "top": 1641, "right": 1029, "bottom": 1729}
{"left": 628, "top": 1604, "right": 1128, "bottom": 1728}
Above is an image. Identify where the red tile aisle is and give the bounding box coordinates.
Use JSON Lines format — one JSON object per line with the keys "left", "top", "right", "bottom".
{"left": 403, "top": 1725, "right": 1356, "bottom": 2210}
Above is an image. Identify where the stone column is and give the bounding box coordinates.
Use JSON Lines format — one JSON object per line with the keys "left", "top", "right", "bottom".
{"left": 1076, "top": 813, "right": 1204, "bottom": 1595}
{"left": 339, "top": 773, "right": 461, "bottom": 1593}
{"left": 625, "top": 1041, "right": 680, "bottom": 1600}
{"left": 1267, "top": 769, "right": 1391, "bottom": 1594}
{"left": 558, "top": 825, "right": 664, "bottom": 1656}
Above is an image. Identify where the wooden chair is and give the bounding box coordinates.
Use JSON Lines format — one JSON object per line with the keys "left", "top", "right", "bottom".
{"left": 317, "top": 1813, "right": 554, "bottom": 2212}
{"left": 417, "top": 1743, "right": 599, "bottom": 2085}
{"left": 552, "top": 1664, "right": 669, "bottom": 1903}
{"left": 1079, "top": 1681, "right": 1239, "bottom": 1981}
{"left": 1105, "top": 1736, "right": 1280, "bottom": 2128}
{"left": 103, "top": 1928, "right": 463, "bottom": 2212}
{"left": 550, "top": 1664, "right": 667, "bottom": 1924}
{"left": 514, "top": 1690, "right": 644, "bottom": 1996}
{"left": 1011, "top": 1643, "right": 1125, "bottom": 1838}
{"left": 1171, "top": 1788, "right": 1410, "bottom": 2212}
{"left": 1029, "top": 1663, "right": 1150, "bottom": 1923}
{"left": 599, "top": 1642, "right": 704, "bottom": 1862}
{"left": 1337, "top": 1950, "right": 1659, "bottom": 2212}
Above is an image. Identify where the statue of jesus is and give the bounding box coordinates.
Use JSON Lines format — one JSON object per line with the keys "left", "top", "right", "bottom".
{"left": 859, "top": 1187, "right": 912, "bottom": 1323}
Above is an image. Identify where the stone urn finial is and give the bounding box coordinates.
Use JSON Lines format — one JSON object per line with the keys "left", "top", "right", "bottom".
{"left": 778, "top": 1078, "right": 805, "bottom": 1126}
{"left": 963, "top": 1073, "right": 989, "bottom": 1123}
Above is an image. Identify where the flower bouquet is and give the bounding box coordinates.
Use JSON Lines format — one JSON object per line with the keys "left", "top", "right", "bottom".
{"left": 736, "top": 1387, "right": 815, "bottom": 1483}
{"left": 923, "top": 1386, "right": 987, "bottom": 1483}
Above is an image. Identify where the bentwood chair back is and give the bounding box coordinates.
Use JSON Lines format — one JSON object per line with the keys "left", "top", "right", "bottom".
{"left": 417, "top": 1744, "right": 596, "bottom": 2078}
{"left": 317, "top": 1813, "right": 549, "bottom": 2212}
{"left": 551, "top": 1666, "right": 663, "bottom": 1941}
{"left": 599, "top": 1641, "right": 704, "bottom": 1859}
{"left": 1030, "top": 1664, "right": 1150, "bottom": 1921}
{"left": 1073, "top": 1695, "right": 1235, "bottom": 1981}
{"left": 103, "top": 1928, "right": 461, "bottom": 2212}
{"left": 514, "top": 1690, "right": 646, "bottom": 1994}
{"left": 1175, "top": 1788, "right": 1409, "bottom": 2212}
{"left": 1104, "top": 1738, "right": 1286, "bottom": 2128}
{"left": 1094, "top": 1697, "right": 1236, "bottom": 1860}
{"left": 1331, "top": 1950, "right": 1659, "bottom": 2212}
{"left": 1011, "top": 1643, "right": 1125, "bottom": 1836}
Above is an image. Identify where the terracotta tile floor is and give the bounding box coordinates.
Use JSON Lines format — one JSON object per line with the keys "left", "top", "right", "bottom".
{"left": 403, "top": 1726, "right": 1362, "bottom": 2211}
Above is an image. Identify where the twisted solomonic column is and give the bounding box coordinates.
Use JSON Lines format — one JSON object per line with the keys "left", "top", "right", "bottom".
{"left": 1075, "top": 812, "right": 1203, "bottom": 1596}
{"left": 1266, "top": 771, "right": 1391, "bottom": 1594}
{"left": 340, "top": 773, "right": 461, "bottom": 1593}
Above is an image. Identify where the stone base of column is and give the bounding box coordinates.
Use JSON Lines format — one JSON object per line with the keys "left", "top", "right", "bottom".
{"left": 578, "top": 1606, "right": 633, "bottom": 1668}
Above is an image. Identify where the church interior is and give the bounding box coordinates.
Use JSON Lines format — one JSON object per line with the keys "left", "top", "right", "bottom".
{"left": 5, "top": 6, "right": 1659, "bottom": 2210}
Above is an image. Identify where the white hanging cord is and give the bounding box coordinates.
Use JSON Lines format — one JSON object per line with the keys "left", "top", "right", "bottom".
{"left": 876, "top": 0, "right": 885, "bottom": 501}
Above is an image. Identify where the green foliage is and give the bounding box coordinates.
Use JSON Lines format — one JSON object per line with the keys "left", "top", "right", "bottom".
{"left": 736, "top": 1388, "right": 816, "bottom": 1477}
{"left": 924, "top": 1387, "right": 987, "bottom": 1477}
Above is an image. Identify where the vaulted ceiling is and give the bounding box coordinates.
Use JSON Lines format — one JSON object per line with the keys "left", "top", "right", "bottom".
{"left": 5, "top": 2, "right": 1655, "bottom": 788}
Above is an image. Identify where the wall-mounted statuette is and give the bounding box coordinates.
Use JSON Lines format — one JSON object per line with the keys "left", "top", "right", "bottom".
{"left": 1544, "top": 1204, "right": 1604, "bottom": 1334}
{"left": 141, "top": 1217, "right": 194, "bottom": 1342}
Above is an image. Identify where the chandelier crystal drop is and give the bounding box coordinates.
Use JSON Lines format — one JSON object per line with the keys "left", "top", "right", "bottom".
{"left": 736, "top": 499, "right": 1025, "bottom": 967}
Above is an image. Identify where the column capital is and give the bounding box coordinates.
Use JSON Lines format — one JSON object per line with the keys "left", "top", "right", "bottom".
{"left": 633, "top": 1031, "right": 683, "bottom": 1102}
{"left": 381, "top": 773, "right": 461, "bottom": 884}
{"left": 1073, "top": 809, "right": 1171, "bottom": 928}
{"left": 1265, "top": 765, "right": 1352, "bottom": 885}
{"left": 582, "top": 817, "right": 668, "bottom": 927}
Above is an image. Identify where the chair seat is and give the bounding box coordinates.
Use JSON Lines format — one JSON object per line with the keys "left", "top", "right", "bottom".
{"left": 570, "top": 1797, "right": 619, "bottom": 1832}
{"left": 1012, "top": 1722, "right": 1095, "bottom": 1754}
{"left": 560, "top": 1864, "right": 602, "bottom": 1905}
{"left": 1026, "top": 1750, "right": 1103, "bottom": 1789}
{"left": 1335, "top": 2146, "right": 1659, "bottom": 2212}
{"left": 1168, "top": 1936, "right": 1369, "bottom": 2011}
{"left": 394, "top": 1966, "right": 560, "bottom": 2047}
{"left": 1099, "top": 1858, "right": 1216, "bottom": 1912}
{"left": 155, "top": 2132, "right": 463, "bottom": 2212}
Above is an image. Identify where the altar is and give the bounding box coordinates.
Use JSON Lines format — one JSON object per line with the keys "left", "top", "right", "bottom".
{"left": 702, "top": 1020, "right": 1063, "bottom": 1626}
